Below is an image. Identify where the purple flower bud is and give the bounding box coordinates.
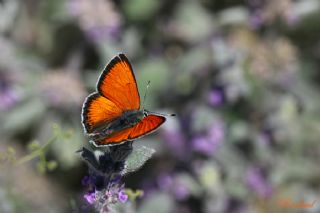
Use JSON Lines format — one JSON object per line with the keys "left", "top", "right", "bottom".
{"left": 81, "top": 176, "right": 91, "bottom": 186}
{"left": 84, "top": 191, "right": 96, "bottom": 204}
{"left": 118, "top": 190, "right": 128, "bottom": 203}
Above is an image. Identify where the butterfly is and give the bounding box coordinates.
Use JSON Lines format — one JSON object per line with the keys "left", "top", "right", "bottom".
{"left": 82, "top": 53, "right": 173, "bottom": 146}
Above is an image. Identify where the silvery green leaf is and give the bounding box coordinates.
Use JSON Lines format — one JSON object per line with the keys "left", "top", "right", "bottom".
{"left": 123, "top": 0, "right": 160, "bottom": 21}
{"left": 2, "top": 98, "right": 46, "bottom": 133}
{"left": 136, "top": 58, "right": 170, "bottom": 108}
{"left": 217, "top": 6, "right": 249, "bottom": 26}
{"left": 174, "top": 1, "right": 213, "bottom": 43}
{"left": 122, "top": 146, "right": 155, "bottom": 175}
{"left": 0, "top": 0, "right": 18, "bottom": 32}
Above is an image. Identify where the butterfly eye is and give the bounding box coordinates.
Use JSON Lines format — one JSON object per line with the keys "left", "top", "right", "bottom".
{"left": 143, "top": 111, "right": 148, "bottom": 117}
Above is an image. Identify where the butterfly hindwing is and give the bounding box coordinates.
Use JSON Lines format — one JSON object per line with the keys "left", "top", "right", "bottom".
{"left": 93, "top": 127, "right": 133, "bottom": 146}
{"left": 97, "top": 54, "right": 140, "bottom": 111}
{"left": 130, "top": 115, "right": 166, "bottom": 139}
{"left": 93, "top": 114, "right": 166, "bottom": 146}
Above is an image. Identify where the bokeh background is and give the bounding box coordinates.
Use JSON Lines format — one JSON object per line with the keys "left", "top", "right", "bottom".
{"left": 1, "top": 0, "right": 320, "bottom": 212}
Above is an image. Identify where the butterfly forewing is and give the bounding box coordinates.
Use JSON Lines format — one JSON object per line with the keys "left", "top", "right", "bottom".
{"left": 82, "top": 92, "right": 122, "bottom": 134}
{"left": 97, "top": 54, "right": 140, "bottom": 111}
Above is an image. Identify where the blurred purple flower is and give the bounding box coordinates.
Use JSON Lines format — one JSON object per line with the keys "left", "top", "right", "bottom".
{"left": 40, "top": 71, "right": 86, "bottom": 108}
{"left": 247, "top": 0, "right": 266, "bottom": 29}
{"left": 0, "top": 88, "right": 18, "bottom": 110}
{"left": 173, "top": 182, "right": 190, "bottom": 201}
{"left": 247, "top": 0, "right": 298, "bottom": 29}
{"left": 246, "top": 167, "right": 272, "bottom": 198}
{"left": 0, "top": 71, "right": 19, "bottom": 110}
{"left": 208, "top": 121, "right": 225, "bottom": 143}
{"left": 157, "top": 174, "right": 191, "bottom": 201}
{"left": 86, "top": 25, "right": 121, "bottom": 43}
{"left": 257, "top": 133, "right": 270, "bottom": 147}
{"left": 249, "top": 11, "right": 265, "bottom": 29}
{"left": 208, "top": 88, "right": 224, "bottom": 107}
{"left": 66, "top": 0, "right": 122, "bottom": 42}
{"left": 157, "top": 174, "right": 173, "bottom": 190}
{"left": 163, "top": 129, "right": 186, "bottom": 158}
{"left": 192, "top": 136, "right": 213, "bottom": 155}
{"left": 192, "top": 121, "right": 225, "bottom": 156}
{"left": 286, "top": 12, "right": 299, "bottom": 26}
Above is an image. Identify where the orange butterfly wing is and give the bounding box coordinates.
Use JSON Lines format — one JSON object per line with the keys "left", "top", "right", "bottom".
{"left": 83, "top": 54, "right": 166, "bottom": 146}
{"left": 94, "top": 115, "right": 166, "bottom": 146}
{"left": 82, "top": 54, "right": 140, "bottom": 134}
{"left": 82, "top": 92, "right": 122, "bottom": 134}
{"left": 97, "top": 54, "right": 140, "bottom": 111}
{"left": 130, "top": 115, "right": 166, "bottom": 139}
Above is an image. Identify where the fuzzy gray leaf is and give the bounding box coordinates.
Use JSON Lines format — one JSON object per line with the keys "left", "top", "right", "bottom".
{"left": 122, "top": 146, "right": 155, "bottom": 175}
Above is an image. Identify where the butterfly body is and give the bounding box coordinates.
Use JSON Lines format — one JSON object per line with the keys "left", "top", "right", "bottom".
{"left": 87, "top": 109, "right": 145, "bottom": 141}
{"left": 82, "top": 54, "right": 168, "bottom": 146}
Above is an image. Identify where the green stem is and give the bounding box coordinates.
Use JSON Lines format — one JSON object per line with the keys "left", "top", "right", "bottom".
{"left": 15, "top": 135, "right": 57, "bottom": 165}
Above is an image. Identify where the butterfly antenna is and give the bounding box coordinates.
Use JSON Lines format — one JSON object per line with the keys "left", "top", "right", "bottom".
{"left": 145, "top": 110, "right": 176, "bottom": 117}
{"left": 142, "top": 80, "right": 151, "bottom": 111}
{"left": 142, "top": 80, "right": 176, "bottom": 117}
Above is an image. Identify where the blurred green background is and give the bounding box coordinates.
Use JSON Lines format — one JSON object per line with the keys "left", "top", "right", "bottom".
{"left": 1, "top": 0, "right": 320, "bottom": 212}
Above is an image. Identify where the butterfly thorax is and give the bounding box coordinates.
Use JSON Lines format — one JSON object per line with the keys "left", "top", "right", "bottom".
{"left": 118, "top": 110, "right": 145, "bottom": 127}
{"left": 88, "top": 110, "right": 145, "bottom": 141}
